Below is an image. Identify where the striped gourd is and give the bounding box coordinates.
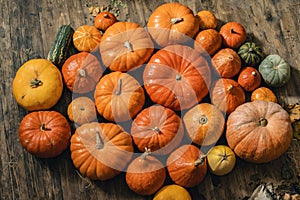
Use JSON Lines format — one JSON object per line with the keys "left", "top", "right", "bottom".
{"left": 47, "top": 25, "right": 77, "bottom": 67}
{"left": 238, "top": 42, "right": 264, "bottom": 67}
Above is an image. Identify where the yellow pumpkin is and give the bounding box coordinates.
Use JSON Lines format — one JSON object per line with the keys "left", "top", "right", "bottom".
{"left": 12, "top": 59, "right": 63, "bottom": 111}
{"left": 153, "top": 184, "right": 192, "bottom": 200}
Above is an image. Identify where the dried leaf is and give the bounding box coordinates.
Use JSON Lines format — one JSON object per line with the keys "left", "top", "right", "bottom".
{"left": 292, "top": 121, "right": 300, "bottom": 140}
{"left": 286, "top": 103, "right": 300, "bottom": 123}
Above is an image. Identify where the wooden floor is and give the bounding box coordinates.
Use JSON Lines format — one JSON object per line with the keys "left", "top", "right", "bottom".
{"left": 1, "top": 0, "right": 299, "bottom": 199}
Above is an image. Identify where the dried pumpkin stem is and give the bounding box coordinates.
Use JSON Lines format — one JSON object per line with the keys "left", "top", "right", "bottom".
{"left": 152, "top": 126, "right": 160, "bottom": 133}
{"left": 171, "top": 17, "right": 184, "bottom": 24}
{"left": 40, "top": 123, "right": 51, "bottom": 131}
{"left": 227, "top": 84, "right": 234, "bottom": 92}
{"left": 124, "top": 41, "right": 134, "bottom": 52}
{"left": 175, "top": 74, "right": 182, "bottom": 81}
{"left": 199, "top": 115, "right": 208, "bottom": 125}
{"left": 115, "top": 78, "right": 122, "bottom": 95}
{"left": 230, "top": 28, "right": 237, "bottom": 34}
{"left": 79, "top": 69, "right": 86, "bottom": 77}
{"left": 95, "top": 131, "right": 104, "bottom": 149}
{"left": 194, "top": 155, "right": 206, "bottom": 166}
{"left": 30, "top": 78, "right": 43, "bottom": 88}
{"left": 258, "top": 118, "right": 268, "bottom": 127}
{"left": 252, "top": 71, "right": 256, "bottom": 76}
{"left": 141, "top": 147, "right": 151, "bottom": 159}
{"left": 103, "top": 13, "right": 109, "bottom": 18}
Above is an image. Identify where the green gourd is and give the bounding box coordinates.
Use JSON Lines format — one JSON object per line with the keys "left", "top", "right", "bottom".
{"left": 238, "top": 42, "right": 264, "bottom": 67}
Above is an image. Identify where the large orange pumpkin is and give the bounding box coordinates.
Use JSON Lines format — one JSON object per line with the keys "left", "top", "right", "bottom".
{"left": 147, "top": 2, "right": 199, "bottom": 47}
{"left": 226, "top": 100, "right": 293, "bottom": 163}
{"left": 143, "top": 44, "right": 211, "bottom": 111}
{"left": 70, "top": 122, "right": 134, "bottom": 180}
{"left": 131, "top": 105, "right": 184, "bottom": 155}
{"left": 94, "top": 71, "right": 145, "bottom": 122}
{"left": 100, "top": 21, "right": 154, "bottom": 72}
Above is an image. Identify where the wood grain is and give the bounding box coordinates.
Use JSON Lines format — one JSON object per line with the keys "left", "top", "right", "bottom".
{"left": 0, "top": 0, "right": 299, "bottom": 199}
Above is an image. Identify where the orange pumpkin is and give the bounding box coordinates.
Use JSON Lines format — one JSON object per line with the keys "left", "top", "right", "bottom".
{"left": 226, "top": 100, "right": 293, "bottom": 163}
{"left": 194, "top": 29, "right": 222, "bottom": 56}
{"left": 126, "top": 148, "right": 166, "bottom": 195}
{"left": 219, "top": 22, "right": 247, "bottom": 49}
{"left": 73, "top": 25, "right": 102, "bottom": 52}
{"left": 196, "top": 10, "right": 218, "bottom": 30}
{"left": 143, "top": 44, "right": 211, "bottom": 111}
{"left": 212, "top": 48, "right": 241, "bottom": 78}
{"left": 238, "top": 66, "right": 262, "bottom": 92}
{"left": 251, "top": 87, "right": 278, "bottom": 103}
{"left": 147, "top": 2, "right": 199, "bottom": 47}
{"left": 131, "top": 105, "right": 184, "bottom": 155}
{"left": 183, "top": 103, "right": 225, "bottom": 146}
{"left": 94, "top": 71, "right": 145, "bottom": 122}
{"left": 211, "top": 78, "right": 246, "bottom": 114}
{"left": 67, "top": 96, "right": 97, "bottom": 125}
{"left": 62, "top": 52, "right": 103, "bottom": 94}
{"left": 100, "top": 21, "right": 154, "bottom": 72}
{"left": 18, "top": 111, "right": 71, "bottom": 158}
{"left": 94, "top": 12, "right": 117, "bottom": 31}
{"left": 70, "top": 122, "right": 134, "bottom": 180}
{"left": 167, "top": 144, "right": 207, "bottom": 188}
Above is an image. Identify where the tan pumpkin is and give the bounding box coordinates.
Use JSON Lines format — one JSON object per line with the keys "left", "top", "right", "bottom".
{"left": 226, "top": 100, "right": 293, "bottom": 163}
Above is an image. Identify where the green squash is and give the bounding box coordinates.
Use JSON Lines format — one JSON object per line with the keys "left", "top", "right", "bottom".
{"left": 238, "top": 42, "right": 264, "bottom": 67}
{"left": 258, "top": 54, "right": 291, "bottom": 88}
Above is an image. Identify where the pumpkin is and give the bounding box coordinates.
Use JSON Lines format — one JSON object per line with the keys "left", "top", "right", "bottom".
{"left": 94, "top": 71, "right": 145, "bottom": 122}
{"left": 94, "top": 12, "right": 117, "bottom": 31}
{"left": 219, "top": 22, "right": 247, "bottom": 49}
{"left": 126, "top": 148, "right": 166, "bottom": 195}
{"left": 62, "top": 52, "right": 103, "bottom": 94}
{"left": 226, "top": 100, "right": 293, "bottom": 163}
{"left": 237, "top": 66, "right": 262, "bottom": 92}
{"left": 73, "top": 25, "right": 102, "bottom": 52}
{"left": 131, "top": 105, "right": 184, "bottom": 155}
{"left": 167, "top": 144, "right": 207, "bottom": 188}
{"left": 70, "top": 122, "right": 134, "bottom": 180}
{"left": 143, "top": 44, "right": 211, "bottom": 111}
{"left": 153, "top": 184, "right": 192, "bottom": 200}
{"left": 212, "top": 48, "right": 241, "bottom": 78}
{"left": 67, "top": 96, "right": 97, "bottom": 125}
{"left": 18, "top": 111, "right": 71, "bottom": 158}
{"left": 211, "top": 78, "right": 246, "bottom": 114}
{"left": 194, "top": 29, "right": 222, "bottom": 56}
{"left": 12, "top": 59, "right": 63, "bottom": 111}
{"left": 183, "top": 103, "right": 225, "bottom": 146}
{"left": 196, "top": 10, "right": 218, "bottom": 30}
{"left": 258, "top": 54, "right": 291, "bottom": 88}
{"left": 100, "top": 21, "right": 154, "bottom": 72}
{"left": 206, "top": 145, "right": 236, "bottom": 176}
{"left": 251, "top": 87, "right": 278, "bottom": 103}
{"left": 147, "top": 2, "right": 199, "bottom": 47}
{"left": 238, "top": 42, "right": 264, "bottom": 67}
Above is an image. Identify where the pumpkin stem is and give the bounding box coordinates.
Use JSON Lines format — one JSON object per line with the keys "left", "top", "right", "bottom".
{"left": 152, "top": 126, "right": 160, "bottom": 133}
{"left": 124, "top": 41, "right": 134, "bottom": 52}
{"left": 171, "top": 17, "right": 184, "bottom": 24}
{"left": 194, "top": 155, "right": 206, "bottom": 167}
{"left": 175, "top": 74, "right": 182, "bottom": 81}
{"left": 252, "top": 71, "right": 256, "bottom": 76}
{"left": 103, "top": 13, "right": 109, "bottom": 18}
{"left": 219, "top": 153, "right": 229, "bottom": 162}
{"left": 30, "top": 78, "right": 43, "bottom": 88}
{"left": 79, "top": 69, "right": 86, "bottom": 77}
{"left": 40, "top": 123, "right": 51, "bottom": 131}
{"left": 115, "top": 78, "right": 123, "bottom": 95}
{"left": 258, "top": 118, "right": 268, "bottom": 127}
{"left": 227, "top": 84, "right": 234, "bottom": 92}
{"left": 199, "top": 115, "right": 208, "bottom": 125}
{"left": 227, "top": 55, "right": 234, "bottom": 60}
{"left": 95, "top": 131, "right": 104, "bottom": 149}
{"left": 230, "top": 28, "right": 237, "bottom": 34}
{"left": 141, "top": 147, "right": 151, "bottom": 159}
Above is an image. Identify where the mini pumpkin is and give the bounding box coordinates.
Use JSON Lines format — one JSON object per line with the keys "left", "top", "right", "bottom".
{"left": 183, "top": 103, "right": 225, "bottom": 146}
{"left": 131, "top": 105, "right": 184, "bottom": 155}
{"left": 126, "top": 148, "right": 166, "bottom": 195}
{"left": 211, "top": 78, "right": 246, "bottom": 114}
{"left": 238, "top": 42, "right": 264, "bottom": 67}
{"left": 143, "top": 44, "right": 211, "bottom": 111}
{"left": 219, "top": 22, "right": 246, "bottom": 49}
{"left": 212, "top": 48, "right": 241, "bottom": 78}
{"left": 167, "top": 144, "right": 207, "bottom": 188}
{"left": 12, "top": 59, "right": 63, "bottom": 111}
{"left": 226, "top": 100, "right": 293, "bottom": 163}
{"left": 73, "top": 25, "right": 102, "bottom": 52}
{"left": 94, "top": 71, "right": 145, "bottom": 122}
{"left": 18, "top": 111, "right": 71, "bottom": 158}
{"left": 153, "top": 184, "right": 192, "bottom": 200}
{"left": 237, "top": 66, "right": 262, "bottom": 92}
{"left": 258, "top": 54, "right": 291, "bottom": 88}
{"left": 251, "top": 87, "right": 278, "bottom": 103}
{"left": 100, "top": 21, "right": 154, "bottom": 72}
{"left": 62, "top": 52, "right": 103, "bottom": 94}
{"left": 147, "top": 2, "right": 199, "bottom": 47}
{"left": 94, "top": 12, "right": 117, "bottom": 31}
{"left": 70, "top": 122, "right": 134, "bottom": 180}
{"left": 194, "top": 29, "right": 222, "bottom": 56}
{"left": 196, "top": 10, "right": 218, "bottom": 30}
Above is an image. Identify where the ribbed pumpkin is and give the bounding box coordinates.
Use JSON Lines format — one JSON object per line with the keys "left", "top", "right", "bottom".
{"left": 211, "top": 78, "right": 246, "bottom": 114}
{"left": 143, "top": 44, "right": 211, "bottom": 111}
{"left": 147, "top": 2, "right": 199, "bottom": 47}
{"left": 237, "top": 66, "right": 261, "bottom": 92}
{"left": 70, "top": 122, "right": 134, "bottom": 180}
{"left": 259, "top": 54, "right": 291, "bottom": 88}
{"left": 251, "top": 87, "right": 278, "bottom": 103}
{"left": 219, "top": 22, "right": 246, "bottom": 49}
{"left": 226, "top": 100, "right": 293, "bottom": 163}
{"left": 73, "top": 25, "right": 102, "bottom": 52}
{"left": 238, "top": 42, "right": 264, "bottom": 67}
{"left": 196, "top": 10, "right": 218, "bottom": 30}
{"left": 194, "top": 29, "right": 222, "bottom": 56}
{"left": 94, "top": 12, "right": 117, "bottom": 31}
{"left": 131, "top": 105, "right": 184, "bottom": 155}
{"left": 183, "top": 103, "right": 225, "bottom": 146}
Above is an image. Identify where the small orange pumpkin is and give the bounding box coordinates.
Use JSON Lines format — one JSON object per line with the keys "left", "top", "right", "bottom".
{"left": 238, "top": 66, "right": 262, "bottom": 92}
{"left": 94, "top": 12, "right": 117, "bottom": 31}
{"left": 196, "top": 10, "right": 218, "bottom": 30}
{"left": 219, "top": 22, "right": 247, "bottom": 49}
{"left": 73, "top": 25, "right": 102, "bottom": 52}
{"left": 251, "top": 87, "right": 278, "bottom": 103}
{"left": 194, "top": 29, "right": 222, "bottom": 56}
